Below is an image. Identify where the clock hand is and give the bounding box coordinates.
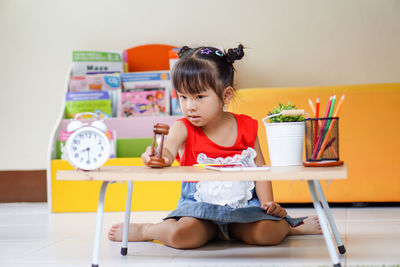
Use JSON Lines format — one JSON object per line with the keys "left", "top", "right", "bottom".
{"left": 86, "top": 142, "right": 104, "bottom": 150}
{"left": 78, "top": 147, "right": 90, "bottom": 153}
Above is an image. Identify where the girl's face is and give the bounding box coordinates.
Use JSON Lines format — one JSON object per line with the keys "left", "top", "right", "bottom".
{"left": 177, "top": 88, "right": 224, "bottom": 127}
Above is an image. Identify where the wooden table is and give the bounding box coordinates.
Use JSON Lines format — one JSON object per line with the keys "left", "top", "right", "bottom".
{"left": 57, "top": 164, "right": 348, "bottom": 267}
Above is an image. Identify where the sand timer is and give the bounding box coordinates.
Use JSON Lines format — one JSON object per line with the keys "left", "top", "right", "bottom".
{"left": 149, "top": 123, "right": 170, "bottom": 168}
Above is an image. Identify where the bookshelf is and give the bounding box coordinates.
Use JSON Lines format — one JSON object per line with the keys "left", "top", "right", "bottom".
{"left": 46, "top": 44, "right": 182, "bottom": 212}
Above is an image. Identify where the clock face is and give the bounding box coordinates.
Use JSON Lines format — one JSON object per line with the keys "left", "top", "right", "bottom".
{"left": 66, "top": 126, "right": 110, "bottom": 170}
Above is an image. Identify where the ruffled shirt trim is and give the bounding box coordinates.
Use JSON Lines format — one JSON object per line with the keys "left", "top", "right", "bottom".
{"left": 194, "top": 181, "right": 255, "bottom": 208}
{"left": 194, "top": 148, "right": 257, "bottom": 208}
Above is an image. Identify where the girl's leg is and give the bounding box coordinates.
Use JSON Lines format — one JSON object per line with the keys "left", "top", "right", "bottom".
{"left": 108, "top": 217, "right": 218, "bottom": 249}
{"left": 289, "top": 216, "right": 322, "bottom": 235}
{"left": 229, "top": 220, "right": 290, "bottom": 246}
{"left": 229, "top": 216, "right": 322, "bottom": 246}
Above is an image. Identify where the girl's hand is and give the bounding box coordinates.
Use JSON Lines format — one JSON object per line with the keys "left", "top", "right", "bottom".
{"left": 141, "top": 146, "right": 171, "bottom": 167}
{"left": 141, "top": 146, "right": 153, "bottom": 166}
{"left": 262, "top": 201, "right": 287, "bottom": 218}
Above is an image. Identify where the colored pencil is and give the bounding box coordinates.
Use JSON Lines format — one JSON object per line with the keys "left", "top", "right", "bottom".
{"left": 316, "top": 94, "right": 345, "bottom": 159}
{"left": 324, "top": 95, "right": 336, "bottom": 138}
{"left": 333, "top": 94, "right": 345, "bottom": 117}
{"left": 308, "top": 98, "right": 317, "bottom": 149}
{"left": 314, "top": 97, "right": 320, "bottom": 147}
{"left": 312, "top": 95, "right": 333, "bottom": 159}
{"left": 320, "top": 95, "right": 336, "bottom": 151}
{"left": 308, "top": 98, "right": 322, "bottom": 149}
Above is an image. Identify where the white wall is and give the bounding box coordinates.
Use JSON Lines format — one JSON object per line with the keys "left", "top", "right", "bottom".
{"left": 0, "top": 0, "right": 399, "bottom": 170}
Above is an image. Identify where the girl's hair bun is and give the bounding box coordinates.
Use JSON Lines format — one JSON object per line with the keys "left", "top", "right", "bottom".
{"left": 178, "top": 46, "right": 192, "bottom": 58}
{"left": 225, "top": 44, "right": 244, "bottom": 63}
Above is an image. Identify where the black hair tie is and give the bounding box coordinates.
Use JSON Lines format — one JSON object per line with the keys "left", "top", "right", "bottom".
{"left": 226, "top": 44, "right": 244, "bottom": 63}
{"left": 178, "top": 46, "right": 192, "bottom": 58}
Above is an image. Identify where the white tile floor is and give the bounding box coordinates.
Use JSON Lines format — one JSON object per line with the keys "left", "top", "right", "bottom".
{"left": 0, "top": 203, "right": 399, "bottom": 267}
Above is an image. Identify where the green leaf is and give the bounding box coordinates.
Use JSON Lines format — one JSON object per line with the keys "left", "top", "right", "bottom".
{"left": 267, "top": 101, "right": 305, "bottom": 123}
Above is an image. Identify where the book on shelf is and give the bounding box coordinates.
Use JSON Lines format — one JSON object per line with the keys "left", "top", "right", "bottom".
{"left": 69, "top": 73, "right": 121, "bottom": 92}
{"left": 169, "top": 48, "right": 179, "bottom": 71}
{"left": 65, "top": 91, "right": 112, "bottom": 119}
{"left": 170, "top": 88, "right": 181, "bottom": 115}
{"left": 121, "top": 71, "right": 171, "bottom": 91}
{"left": 72, "top": 51, "right": 124, "bottom": 76}
{"left": 68, "top": 73, "right": 121, "bottom": 118}
{"left": 122, "top": 50, "right": 129, "bottom": 72}
{"left": 169, "top": 48, "right": 182, "bottom": 115}
{"left": 109, "top": 90, "right": 121, "bottom": 118}
{"left": 121, "top": 88, "right": 167, "bottom": 117}
{"left": 60, "top": 130, "right": 117, "bottom": 160}
{"left": 121, "top": 71, "right": 171, "bottom": 115}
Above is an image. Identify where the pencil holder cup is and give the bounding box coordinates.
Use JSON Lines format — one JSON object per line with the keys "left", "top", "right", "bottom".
{"left": 305, "top": 117, "right": 339, "bottom": 162}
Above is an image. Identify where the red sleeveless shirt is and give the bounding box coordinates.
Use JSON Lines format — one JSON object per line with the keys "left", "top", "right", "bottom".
{"left": 176, "top": 113, "right": 258, "bottom": 166}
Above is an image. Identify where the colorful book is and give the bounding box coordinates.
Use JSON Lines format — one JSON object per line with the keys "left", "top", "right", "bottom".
{"left": 72, "top": 51, "right": 123, "bottom": 76}
{"left": 169, "top": 49, "right": 182, "bottom": 115}
{"left": 65, "top": 91, "right": 112, "bottom": 119}
{"left": 169, "top": 48, "right": 179, "bottom": 71}
{"left": 108, "top": 90, "right": 121, "bottom": 118}
{"left": 121, "top": 89, "right": 166, "bottom": 117}
{"left": 170, "top": 88, "right": 182, "bottom": 115}
{"left": 69, "top": 73, "right": 121, "bottom": 92}
{"left": 121, "top": 71, "right": 171, "bottom": 90}
{"left": 121, "top": 71, "right": 171, "bottom": 114}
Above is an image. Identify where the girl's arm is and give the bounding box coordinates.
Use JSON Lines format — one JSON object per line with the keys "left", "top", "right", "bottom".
{"left": 142, "top": 120, "right": 187, "bottom": 167}
{"left": 253, "top": 136, "right": 287, "bottom": 218}
{"left": 253, "top": 137, "right": 273, "bottom": 202}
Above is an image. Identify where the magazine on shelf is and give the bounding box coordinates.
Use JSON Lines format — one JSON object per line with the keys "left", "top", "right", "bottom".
{"left": 65, "top": 91, "right": 112, "bottom": 119}
{"left": 69, "top": 73, "right": 121, "bottom": 92}
{"left": 121, "top": 71, "right": 171, "bottom": 115}
{"left": 169, "top": 49, "right": 182, "bottom": 115}
{"left": 170, "top": 88, "right": 181, "bottom": 115}
{"left": 122, "top": 50, "right": 129, "bottom": 72}
{"left": 108, "top": 90, "right": 121, "bottom": 118}
{"left": 121, "top": 71, "right": 171, "bottom": 91}
{"left": 68, "top": 73, "right": 121, "bottom": 118}
{"left": 72, "top": 51, "right": 124, "bottom": 76}
{"left": 169, "top": 48, "right": 179, "bottom": 71}
{"left": 121, "top": 88, "right": 166, "bottom": 117}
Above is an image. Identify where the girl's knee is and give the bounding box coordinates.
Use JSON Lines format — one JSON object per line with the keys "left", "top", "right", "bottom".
{"left": 255, "top": 230, "right": 286, "bottom": 245}
{"left": 254, "top": 220, "right": 289, "bottom": 246}
{"left": 236, "top": 220, "right": 289, "bottom": 246}
{"left": 168, "top": 218, "right": 215, "bottom": 249}
{"left": 169, "top": 224, "right": 194, "bottom": 249}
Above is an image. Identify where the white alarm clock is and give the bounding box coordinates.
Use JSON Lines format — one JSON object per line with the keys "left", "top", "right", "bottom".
{"left": 66, "top": 112, "right": 110, "bottom": 170}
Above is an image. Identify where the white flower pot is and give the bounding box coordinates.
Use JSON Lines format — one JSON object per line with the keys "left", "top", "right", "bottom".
{"left": 264, "top": 122, "right": 305, "bottom": 166}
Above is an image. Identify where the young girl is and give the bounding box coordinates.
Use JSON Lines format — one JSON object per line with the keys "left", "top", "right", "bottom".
{"left": 109, "top": 44, "right": 321, "bottom": 248}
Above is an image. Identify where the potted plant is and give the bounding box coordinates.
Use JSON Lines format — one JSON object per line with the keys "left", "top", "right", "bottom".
{"left": 262, "top": 102, "right": 306, "bottom": 166}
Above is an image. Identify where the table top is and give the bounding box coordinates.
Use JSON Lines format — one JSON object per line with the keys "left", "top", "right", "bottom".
{"left": 56, "top": 164, "right": 348, "bottom": 182}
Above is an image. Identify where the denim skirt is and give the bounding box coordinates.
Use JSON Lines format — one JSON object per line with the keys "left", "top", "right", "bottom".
{"left": 164, "top": 182, "right": 306, "bottom": 240}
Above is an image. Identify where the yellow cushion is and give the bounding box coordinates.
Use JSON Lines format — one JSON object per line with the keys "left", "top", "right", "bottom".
{"left": 228, "top": 83, "right": 400, "bottom": 202}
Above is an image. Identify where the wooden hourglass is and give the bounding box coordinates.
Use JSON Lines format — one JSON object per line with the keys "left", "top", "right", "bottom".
{"left": 149, "top": 123, "right": 170, "bottom": 168}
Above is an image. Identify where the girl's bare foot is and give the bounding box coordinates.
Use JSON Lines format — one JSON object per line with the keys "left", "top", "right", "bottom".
{"left": 108, "top": 223, "right": 153, "bottom": 242}
{"left": 289, "top": 216, "right": 322, "bottom": 235}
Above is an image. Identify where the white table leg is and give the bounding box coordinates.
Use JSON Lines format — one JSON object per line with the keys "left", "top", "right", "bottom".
{"left": 307, "top": 180, "right": 341, "bottom": 267}
{"left": 314, "top": 180, "right": 346, "bottom": 254}
{"left": 92, "top": 181, "right": 110, "bottom": 267}
{"left": 121, "top": 181, "right": 133, "bottom": 256}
